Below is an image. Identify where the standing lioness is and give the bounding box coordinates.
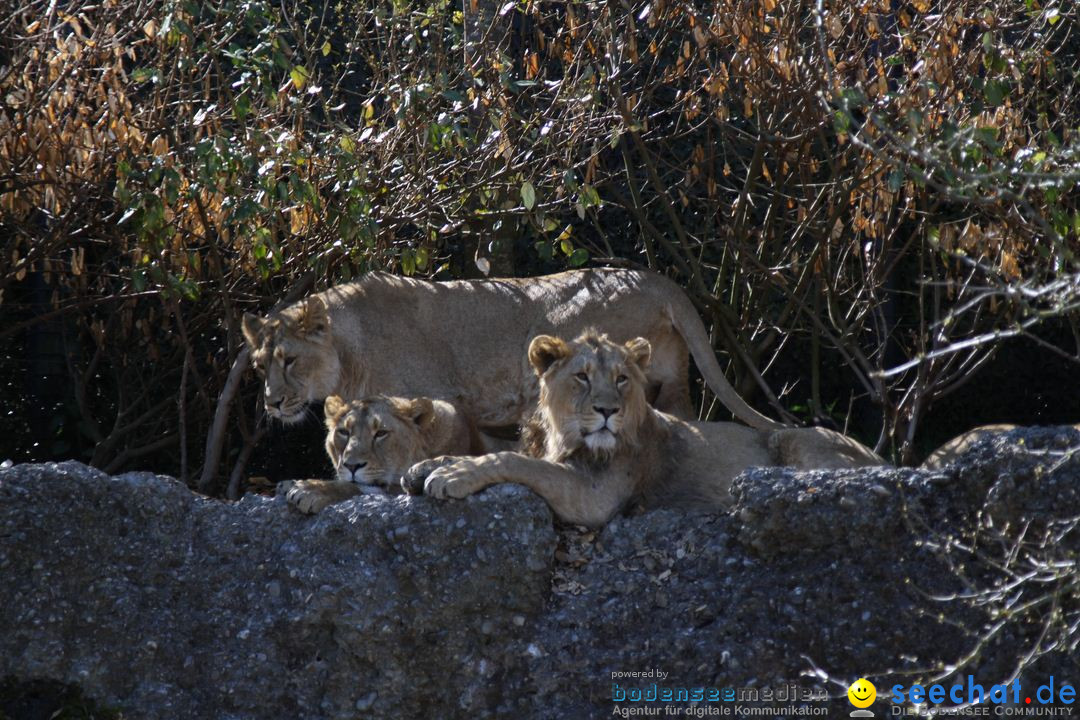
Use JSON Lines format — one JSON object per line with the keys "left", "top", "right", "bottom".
{"left": 404, "top": 332, "right": 883, "bottom": 527}
{"left": 241, "top": 269, "right": 783, "bottom": 433}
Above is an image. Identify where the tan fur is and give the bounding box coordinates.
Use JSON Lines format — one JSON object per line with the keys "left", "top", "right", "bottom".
{"left": 404, "top": 332, "right": 883, "bottom": 528}
{"left": 284, "top": 394, "right": 481, "bottom": 515}
{"left": 921, "top": 424, "right": 1080, "bottom": 470}
{"left": 921, "top": 424, "right": 1017, "bottom": 470}
{"left": 241, "top": 269, "right": 784, "bottom": 431}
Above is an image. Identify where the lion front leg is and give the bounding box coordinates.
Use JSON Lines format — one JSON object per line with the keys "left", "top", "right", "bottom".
{"left": 408, "top": 452, "right": 628, "bottom": 528}
{"left": 281, "top": 479, "right": 364, "bottom": 515}
{"left": 401, "top": 455, "right": 501, "bottom": 500}
{"left": 401, "top": 455, "right": 464, "bottom": 495}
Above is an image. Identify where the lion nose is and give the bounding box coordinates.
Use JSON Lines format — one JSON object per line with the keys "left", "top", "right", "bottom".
{"left": 593, "top": 406, "right": 618, "bottom": 420}
{"left": 269, "top": 398, "right": 284, "bottom": 410}
{"left": 344, "top": 461, "right": 367, "bottom": 473}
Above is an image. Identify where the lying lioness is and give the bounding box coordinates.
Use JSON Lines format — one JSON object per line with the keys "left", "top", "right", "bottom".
{"left": 921, "top": 423, "right": 1080, "bottom": 469}
{"left": 404, "top": 331, "right": 883, "bottom": 527}
{"left": 284, "top": 394, "right": 481, "bottom": 514}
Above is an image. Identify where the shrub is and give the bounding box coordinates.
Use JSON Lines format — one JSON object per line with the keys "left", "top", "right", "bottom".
{"left": 0, "top": 0, "right": 1077, "bottom": 485}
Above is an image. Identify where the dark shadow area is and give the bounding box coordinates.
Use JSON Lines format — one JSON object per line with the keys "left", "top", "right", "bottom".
{"left": 0, "top": 678, "right": 122, "bottom": 720}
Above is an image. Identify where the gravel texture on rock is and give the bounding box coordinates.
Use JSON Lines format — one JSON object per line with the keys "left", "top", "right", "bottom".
{"left": 2, "top": 426, "right": 1078, "bottom": 718}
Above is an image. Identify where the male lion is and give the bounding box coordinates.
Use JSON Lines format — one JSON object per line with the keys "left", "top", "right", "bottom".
{"left": 403, "top": 331, "right": 883, "bottom": 527}
{"left": 284, "top": 394, "right": 481, "bottom": 514}
{"left": 241, "top": 269, "right": 784, "bottom": 434}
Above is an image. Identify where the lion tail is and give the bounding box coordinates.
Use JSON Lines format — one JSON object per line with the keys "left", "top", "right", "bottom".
{"left": 666, "top": 296, "right": 787, "bottom": 430}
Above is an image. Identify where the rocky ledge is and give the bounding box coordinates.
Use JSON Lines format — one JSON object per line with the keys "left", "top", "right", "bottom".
{"left": 2, "top": 427, "right": 1079, "bottom": 719}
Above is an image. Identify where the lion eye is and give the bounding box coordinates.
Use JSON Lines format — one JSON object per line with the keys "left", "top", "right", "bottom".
{"left": 374, "top": 429, "right": 389, "bottom": 440}
{"left": 616, "top": 374, "right": 628, "bottom": 386}
{"left": 336, "top": 427, "right": 350, "bottom": 438}
{"left": 284, "top": 356, "right": 297, "bottom": 368}
{"left": 574, "top": 372, "right": 589, "bottom": 384}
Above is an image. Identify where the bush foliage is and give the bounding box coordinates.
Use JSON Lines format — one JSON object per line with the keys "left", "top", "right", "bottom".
{"left": 1, "top": 0, "right": 1077, "bottom": 485}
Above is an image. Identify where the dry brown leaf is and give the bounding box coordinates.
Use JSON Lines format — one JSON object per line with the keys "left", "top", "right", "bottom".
{"left": 827, "top": 13, "right": 843, "bottom": 39}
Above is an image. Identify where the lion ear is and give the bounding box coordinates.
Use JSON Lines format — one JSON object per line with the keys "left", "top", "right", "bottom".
{"left": 392, "top": 397, "right": 436, "bottom": 428}
{"left": 528, "top": 335, "right": 571, "bottom": 376}
{"left": 624, "top": 337, "right": 652, "bottom": 371}
{"left": 241, "top": 312, "right": 265, "bottom": 347}
{"left": 324, "top": 395, "right": 346, "bottom": 425}
{"left": 407, "top": 397, "right": 436, "bottom": 428}
{"left": 298, "top": 296, "right": 330, "bottom": 338}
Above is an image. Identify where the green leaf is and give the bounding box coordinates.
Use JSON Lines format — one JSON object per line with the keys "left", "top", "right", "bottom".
{"left": 975, "top": 127, "right": 1000, "bottom": 150}
{"left": 322, "top": 41, "right": 332, "bottom": 55}
{"left": 840, "top": 87, "right": 868, "bottom": 108}
{"left": 233, "top": 94, "right": 251, "bottom": 121}
{"left": 833, "top": 110, "right": 851, "bottom": 133}
{"left": 569, "top": 248, "right": 589, "bottom": 267}
{"left": 581, "top": 184, "right": 601, "bottom": 208}
{"left": 401, "top": 250, "right": 417, "bottom": 276}
{"left": 521, "top": 181, "right": 536, "bottom": 210}
{"left": 290, "top": 66, "right": 310, "bottom": 91}
{"left": 132, "top": 67, "right": 160, "bottom": 83}
{"left": 983, "top": 79, "right": 1006, "bottom": 107}
{"left": 415, "top": 247, "right": 429, "bottom": 271}
{"left": 179, "top": 279, "right": 199, "bottom": 301}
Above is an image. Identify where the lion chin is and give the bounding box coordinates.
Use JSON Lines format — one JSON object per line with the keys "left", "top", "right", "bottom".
{"left": 270, "top": 404, "right": 309, "bottom": 425}
{"left": 335, "top": 467, "right": 397, "bottom": 490}
{"left": 582, "top": 428, "right": 618, "bottom": 453}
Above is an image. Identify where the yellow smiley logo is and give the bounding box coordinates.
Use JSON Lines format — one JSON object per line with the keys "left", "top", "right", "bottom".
{"left": 848, "top": 678, "right": 876, "bottom": 708}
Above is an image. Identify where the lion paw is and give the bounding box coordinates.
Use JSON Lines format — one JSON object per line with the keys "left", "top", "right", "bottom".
{"left": 285, "top": 480, "right": 336, "bottom": 515}
{"left": 401, "top": 456, "right": 461, "bottom": 495}
{"left": 422, "top": 460, "right": 487, "bottom": 500}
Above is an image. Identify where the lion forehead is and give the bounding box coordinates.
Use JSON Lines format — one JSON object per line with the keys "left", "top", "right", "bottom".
{"left": 250, "top": 321, "right": 287, "bottom": 359}
{"left": 332, "top": 401, "right": 402, "bottom": 433}
{"left": 333, "top": 405, "right": 371, "bottom": 431}
{"left": 561, "top": 341, "right": 629, "bottom": 379}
